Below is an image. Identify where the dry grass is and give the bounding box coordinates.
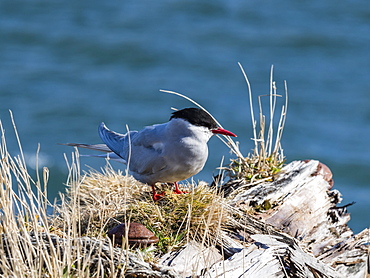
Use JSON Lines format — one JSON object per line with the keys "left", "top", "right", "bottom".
{"left": 225, "top": 64, "right": 287, "bottom": 186}
{"left": 0, "top": 114, "right": 129, "bottom": 277}
{"left": 63, "top": 164, "right": 227, "bottom": 255}
{"left": 119, "top": 183, "right": 225, "bottom": 253}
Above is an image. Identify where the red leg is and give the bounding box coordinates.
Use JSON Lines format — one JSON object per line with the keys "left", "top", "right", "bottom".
{"left": 151, "top": 184, "right": 165, "bottom": 201}
{"left": 173, "top": 182, "right": 188, "bottom": 194}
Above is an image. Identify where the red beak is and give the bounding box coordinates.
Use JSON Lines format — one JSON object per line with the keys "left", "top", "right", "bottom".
{"left": 211, "top": 127, "right": 237, "bottom": 137}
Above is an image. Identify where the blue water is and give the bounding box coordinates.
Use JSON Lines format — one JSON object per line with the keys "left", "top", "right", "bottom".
{"left": 0, "top": 1, "right": 369, "bottom": 233}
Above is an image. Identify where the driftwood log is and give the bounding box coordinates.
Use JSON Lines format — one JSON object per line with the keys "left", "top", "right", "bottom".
{"left": 160, "top": 160, "right": 369, "bottom": 278}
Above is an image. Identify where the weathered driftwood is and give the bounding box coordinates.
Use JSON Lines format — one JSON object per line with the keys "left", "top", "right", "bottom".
{"left": 204, "top": 234, "right": 345, "bottom": 278}
{"left": 159, "top": 160, "right": 369, "bottom": 278}
{"left": 225, "top": 160, "right": 369, "bottom": 278}
{"left": 160, "top": 240, "right": 223, "bottom": 277}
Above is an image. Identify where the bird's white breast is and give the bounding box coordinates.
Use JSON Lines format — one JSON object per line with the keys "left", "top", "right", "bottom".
{"left": 156, "top": 118, "right": 212, "bottom": 182}
{"left": 130, "top": 118, "right": 213, "bottom": 184}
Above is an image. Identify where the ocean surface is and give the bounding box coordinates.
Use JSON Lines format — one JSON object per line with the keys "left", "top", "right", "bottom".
{"left": 0, "top": 1, "right": 369, "bottom": 233}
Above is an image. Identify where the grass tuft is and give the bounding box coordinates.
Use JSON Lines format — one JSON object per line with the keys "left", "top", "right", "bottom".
{"left": 127, "top": 183, "right": 226, "bottom": 253}
{"left": 66, "top": 166, "right": 227, "bottom": 255}
{"left": 225, "top": 64, "right": 287, "bottom": 185}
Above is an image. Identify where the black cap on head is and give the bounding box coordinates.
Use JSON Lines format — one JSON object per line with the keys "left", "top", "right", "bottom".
{"left": 170, "top": 108, "right": 218, "bottom": 130}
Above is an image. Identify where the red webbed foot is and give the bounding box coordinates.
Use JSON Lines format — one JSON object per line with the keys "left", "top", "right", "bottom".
{"left": 151, "top": 184, "right": 165, "bottom": 201}
{"left": 172, "top": 182, "right": 189, "bottom": 194}
{"left": 152, "top": 192, "right": 165, "bottom": 201}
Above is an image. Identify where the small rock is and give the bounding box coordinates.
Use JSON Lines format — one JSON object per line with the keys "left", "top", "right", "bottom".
{"left": 304, "top": 160, "right": 334, "bottom": 188}
{"left": 107, "top": 222, "right": 159, "bottom": 247}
